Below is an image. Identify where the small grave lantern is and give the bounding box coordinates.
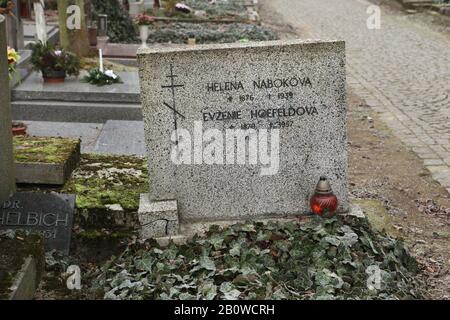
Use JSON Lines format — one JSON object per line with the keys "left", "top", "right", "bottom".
{"left": 310, "top": 176, "right": 338, "bottom": 218}
{"left": 97, "top": 14, "right": 108, "bottom": 37}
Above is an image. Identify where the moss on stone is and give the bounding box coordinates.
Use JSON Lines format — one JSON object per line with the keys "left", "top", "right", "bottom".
{"left": 62, "top": 154, "right": 148, "bottom": 211}
{"left": 14, "top": 136, "right": 80, "bottom": 164}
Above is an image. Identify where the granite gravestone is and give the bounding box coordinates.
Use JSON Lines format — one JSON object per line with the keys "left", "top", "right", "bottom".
{"left": 0, "top": 14, "right": 16, "bottom": 204}
{"left": 137, "top": 39, "right": 347, "bottom": 228}
{"left": 0, "top": 193, "right": 76, "bottom": 253}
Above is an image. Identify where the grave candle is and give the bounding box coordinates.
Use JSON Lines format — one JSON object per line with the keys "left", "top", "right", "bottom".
{"left": 99, "top": 49, "right": 104, "bottom": 72}
{"left": 310, "top": 176, "right": 338, "bottom": 218}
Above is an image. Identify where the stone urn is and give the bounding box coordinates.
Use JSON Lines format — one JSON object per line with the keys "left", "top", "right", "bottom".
{"left": 42, "top": 69, "right": 66, "bottom": 84}
{"left": 139, "top": 25, "right": 149, "bottom": 49}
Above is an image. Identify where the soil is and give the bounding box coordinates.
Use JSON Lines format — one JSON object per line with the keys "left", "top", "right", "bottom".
{"left": 348, "top": 93, "right": 450, "bottom": 299}
{"left": 259, "top": 2, "right": 450, "bottom": 299}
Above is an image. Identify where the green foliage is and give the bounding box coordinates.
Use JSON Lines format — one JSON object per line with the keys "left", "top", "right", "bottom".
{"left": 30, "top": 41, "right": 81, "bottom": 77}
{"left": 91, "top": 0, "right": 138, "bottom": 43}
{"left": 83, "top": 68, "right": 123, "bottom": 86}
{"left": 145, "top": 22, "right": 278, "bottom": 44}
{"left": 88, "top": 215, "right": 424, "bottom": 300}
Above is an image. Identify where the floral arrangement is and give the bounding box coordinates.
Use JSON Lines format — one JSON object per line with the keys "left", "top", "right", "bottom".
{"left": 175, "top": 3, "right": 192, "bottom": 14}
{"left": 135, "top": 13, "right": 155, "bottom": 26}
{"left": 7, "top": 46, "right": 20, "bottom": 80}
{"left": 30, "top": 41, "right": 81, "bottom": 78}
{"left": 83, "top": 68, "right": 122, "bottom": 86}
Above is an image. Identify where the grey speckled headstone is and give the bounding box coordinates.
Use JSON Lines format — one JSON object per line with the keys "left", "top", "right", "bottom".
{"left": 0, "top": 192, "right": 76, "bottom": 254}
{"left": 0, "top": 15, "right": 15, "bottom": 203}
{"left": 138, "top": 39, "right": 347, "bottom": 221}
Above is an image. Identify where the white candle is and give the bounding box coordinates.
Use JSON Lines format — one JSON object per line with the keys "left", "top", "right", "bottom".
{"left": 99, "top": 49, "right": 104, "bottom": 72}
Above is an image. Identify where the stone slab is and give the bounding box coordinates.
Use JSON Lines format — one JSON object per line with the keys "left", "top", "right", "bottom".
{"left": 12, "top": 71, "right": 140, "bottom": 103}
{"left": 138, "top": 39, "right": 348, "bottom": 221}
{"left": 0, "top": 192, "right": 75, "bottom": 253}
{"left": 23, "top": 24, "right": 59, "bottom": 48}
{"left": 23, "top": 121, "right": 103, "bottom": 153}
{"left": 15, "top": 141, "right": 81, "bottom": 185}
{"left": 94, "top": 120, "right": 146, "bottom": 156}
{"left": 12, "top": 100, "right": 142, "bottom": 123}
{"left": 138, "top": 194, "right": 179, "bottom": 239}
{"left": 8, "top": 256, "right": 39, "bottom": 300}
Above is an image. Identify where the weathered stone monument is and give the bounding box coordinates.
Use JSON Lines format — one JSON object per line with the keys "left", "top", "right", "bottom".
{"left": 137, "top": 39, "right": 347, "bottom": 238}
{"left": 0, "top": 14, "right": 16, "bottom": 204}
{"left": 33, "top": 0, "right": 47, "bottom": 44}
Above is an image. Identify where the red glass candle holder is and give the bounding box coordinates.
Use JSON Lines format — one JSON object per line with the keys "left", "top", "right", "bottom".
{"left": 310, "top": 176, "right": 338, "bottom": 218}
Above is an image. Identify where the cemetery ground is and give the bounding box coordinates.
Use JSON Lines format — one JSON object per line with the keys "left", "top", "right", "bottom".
{"left": 11, "top": 90, "right": 447, "bottom": 300}
{"left": 56, "top": 1, "right": 447, "bottom": 298}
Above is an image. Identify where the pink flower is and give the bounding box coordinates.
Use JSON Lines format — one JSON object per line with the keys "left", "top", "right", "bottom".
{"left": 136, "top": 14, "right": 155, "bottom": 26}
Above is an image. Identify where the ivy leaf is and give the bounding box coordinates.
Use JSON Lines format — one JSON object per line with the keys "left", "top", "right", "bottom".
{"left": 179, "top": 292, "right": 196, "bottom": 300}
{"left": 219, "top": 282, "right": 241, "bottom": 300}
{"left": 229, "top": 243, "right": 241, "bottom": 257}
{"left": 338, "top": 229, "right": 359, "bottom": 247}
{"left": 199, "top": 281, "right": 217, "bottom": 300}
{"left": 240, "top": 223, "right": 256, "bottom": 232}
{"left": 199, "top": 255, "right": 216, "bottom": 271}
{"left": 323, "top": 236, "right": 341, "bottom": 246}
{"left": 208, "top": 233, "right": 225, "bottom": 250}
{"left": 135, "top": 258, "right": 153, "bottom": 272}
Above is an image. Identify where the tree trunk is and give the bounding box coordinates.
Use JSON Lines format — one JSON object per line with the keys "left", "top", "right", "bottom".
{"left": 57, "top": 0, "right": 69, "bottom": 48}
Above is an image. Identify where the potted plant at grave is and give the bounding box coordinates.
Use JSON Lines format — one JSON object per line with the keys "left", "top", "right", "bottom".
{"left": 12, "top": 121, "right": 27, "bottom": 136}
{"left": 30, "top": 41, "right": 81, "bottom": 83}
{"left": 135, "top": 13, "right": 155, "bottom": 49}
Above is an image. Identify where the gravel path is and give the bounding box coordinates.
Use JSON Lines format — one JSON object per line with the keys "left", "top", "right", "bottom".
{"left": 263, "top": 0, "right": 450, "bottom": 191}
